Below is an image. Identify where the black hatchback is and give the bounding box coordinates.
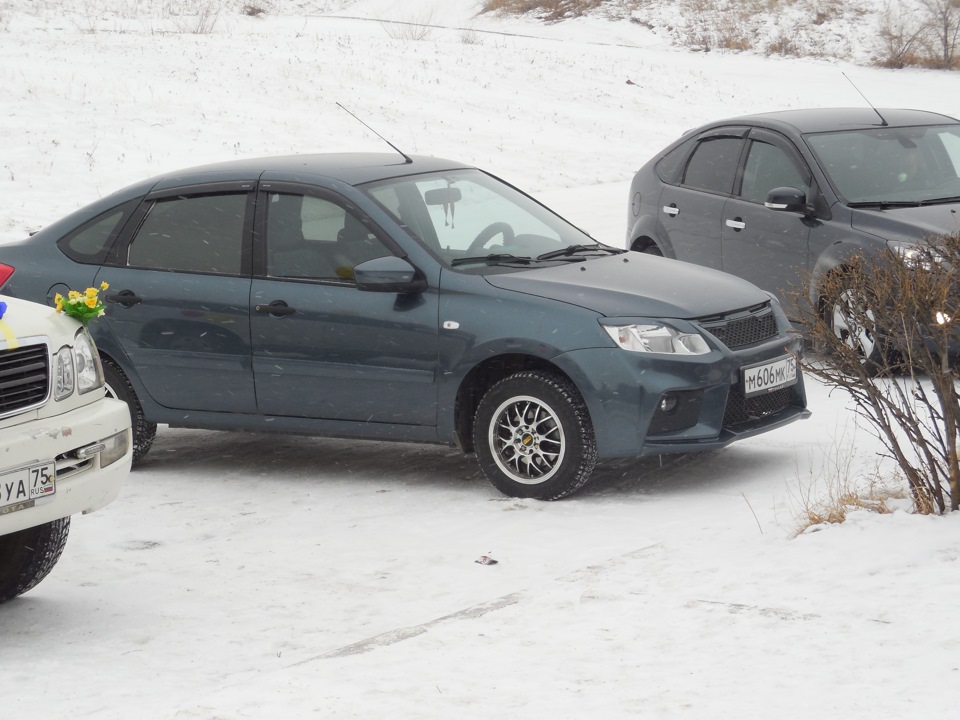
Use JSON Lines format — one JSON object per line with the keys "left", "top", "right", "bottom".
{"left": 1, "top": 153, "right": 808, "bottom": 499}
{"left": 626, "top": 108, "right": 960, "bottom": 365}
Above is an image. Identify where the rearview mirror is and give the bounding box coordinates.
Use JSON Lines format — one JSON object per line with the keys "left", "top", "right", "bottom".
{"left": 424, "top": 188, "right": 462, "bottom": 206}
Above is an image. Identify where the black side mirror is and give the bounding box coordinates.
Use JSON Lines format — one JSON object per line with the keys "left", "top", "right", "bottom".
{"left": 764, "top": 186, "right": 807, "bottom": 213}
{"left": 354, "top": 256, "right": 427, "bottom": 294}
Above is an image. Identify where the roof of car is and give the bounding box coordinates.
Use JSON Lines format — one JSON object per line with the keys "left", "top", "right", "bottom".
{"left": 718, "top": 107, "right": 960, "bottom": 134}
{"left": 152, "top": 152, "right": 472, "bottom": 187}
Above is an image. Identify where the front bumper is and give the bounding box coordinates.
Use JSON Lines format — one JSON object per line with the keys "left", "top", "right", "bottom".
{"left": 553, "top": 333, "right": 809, "bottom": 459}
{"left": 0, "top": 396, "right": 132, "bottom": 535}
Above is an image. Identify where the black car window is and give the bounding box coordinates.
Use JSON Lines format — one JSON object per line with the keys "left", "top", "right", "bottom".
{"left": 739, "top": 140, "right": 809, "bottom": 203}
{"left": 127, "top": 193, "right": 246, "bottom": 274}
{"left": 265, "top": 192, "right": 391, "bottom": 281}
{"left": 656, "top": 136, "right": 696, "bottom": 185}
{"left": 57, "top": 200, "right": 138, "bottom": 264}
{"left": 682, "top": 137, "right": 743, "bottom": 194}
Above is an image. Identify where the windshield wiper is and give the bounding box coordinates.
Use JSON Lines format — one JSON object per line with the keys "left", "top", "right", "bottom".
{"left": 536, "top": 244, "right": 624, "bottom": 261}
{"left": 921, "top": 195, "right": 960, "bottom": 205}
{"left": 450, "top": 253, "right": 533, "bottom": 267}
{"left": 848, "top": 200, "right": 923, "bottom": 209}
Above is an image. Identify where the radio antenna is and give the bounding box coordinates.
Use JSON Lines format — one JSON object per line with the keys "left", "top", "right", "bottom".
{"left": 337, "top": 102, "right": 413, "bottom": 164}
{"left": 842, "top": 72, "right": 888, "bottom": 126}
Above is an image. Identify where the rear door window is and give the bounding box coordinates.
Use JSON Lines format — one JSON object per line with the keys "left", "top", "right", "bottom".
{"left": 682, "top": 137, "right": 744, "bottom": 195}
{"left": 127, "top": 193, "right": 248, "bottom": 275}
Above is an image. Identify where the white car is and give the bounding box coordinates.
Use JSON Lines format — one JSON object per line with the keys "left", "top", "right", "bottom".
{"left": 0, "top": 294, "right": 132, "bottom": 602}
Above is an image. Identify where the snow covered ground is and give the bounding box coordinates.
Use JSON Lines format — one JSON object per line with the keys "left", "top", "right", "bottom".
{"left": 2, "top": 1, "right": 960, "bottom": 718}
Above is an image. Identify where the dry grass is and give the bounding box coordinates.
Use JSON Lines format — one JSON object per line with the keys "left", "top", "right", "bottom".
{"left": 791, "top": 457, "right": 909, "bottom": 536}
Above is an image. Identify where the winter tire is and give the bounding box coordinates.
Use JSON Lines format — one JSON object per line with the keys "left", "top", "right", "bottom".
{"left": 0, "top": 518, "right": 70, "bottom": 603}
{"left": 473, "top": 370, "right": 597, "bottom": 500}
{"left": 102, "top": 356, "right": 156, "bottom": 465}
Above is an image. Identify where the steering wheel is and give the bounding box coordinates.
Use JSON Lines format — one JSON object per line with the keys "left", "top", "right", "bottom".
{"left": 466, "top": 222, "right": 515, "bottom": 255}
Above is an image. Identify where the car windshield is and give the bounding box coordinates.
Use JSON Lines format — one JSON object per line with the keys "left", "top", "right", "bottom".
{"left": 362, "top": 169, "right": 602, "bottom": 268}
{"left": 805, "top": 124, "right": 960, "bottom": 205}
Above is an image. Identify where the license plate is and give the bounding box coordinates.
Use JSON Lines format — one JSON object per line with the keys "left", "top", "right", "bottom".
{"left": 0, "top": 462, "right": 56, "bottom": 516}
{"left": 742, "top": 355, "right": 797, "bottom": 398}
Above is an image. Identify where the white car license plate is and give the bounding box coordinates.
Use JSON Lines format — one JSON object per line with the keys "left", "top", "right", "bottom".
{"left": 742, "top": 355, "right": 797, "bottom": 398}
{"left": 0, "top": 462, "right": 56, "bottom": 515}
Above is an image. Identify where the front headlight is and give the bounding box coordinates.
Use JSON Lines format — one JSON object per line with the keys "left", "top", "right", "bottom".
{"left": 889, "top": 241, "right": 942, "bottom": 269}
{"left": 54, "top": 346, "right": 75, "bottom": 400}
{"left": 74, "top": 328, "right": 103, "bottom": 394}
{"left": 603, "top": 323, "right": 711, "bottom": 355}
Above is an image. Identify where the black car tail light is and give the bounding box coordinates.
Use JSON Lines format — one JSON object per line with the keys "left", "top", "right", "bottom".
{"left": 0, "top": 262, "right": 13, "bottom": 288}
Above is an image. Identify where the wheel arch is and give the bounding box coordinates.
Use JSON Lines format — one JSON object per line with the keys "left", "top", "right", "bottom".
{"left": 453, "top": 354, "right": 576, "bottom": 454}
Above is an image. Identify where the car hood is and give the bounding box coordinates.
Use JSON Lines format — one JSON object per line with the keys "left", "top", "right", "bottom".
{"left": 0, "top": 294, "right": 79, "bottom": 344}
{"left": 484, "top": 254, "right": 770, "bottom": 319}
{"left": 850, "top": 202, "right": 960, "bottom": 244}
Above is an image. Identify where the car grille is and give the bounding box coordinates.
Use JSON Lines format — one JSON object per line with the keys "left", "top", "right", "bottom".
{"left": 0, "top": 343, "right": 50, "bottom": 418}
{"left": 697, "top": 303, "right": 779, "bottom": 349}
{"left": 723, "top": 386, "right": 793, "bottom": 428}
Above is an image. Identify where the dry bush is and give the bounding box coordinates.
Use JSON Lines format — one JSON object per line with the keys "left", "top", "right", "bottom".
{"left": 795, "top": 234, "right": 960, "bottom": 514}
{"left": 919, "top": 0, "right": 960, "bottom": 68}
{"left": 170, "top": 1, "right": 224, "bottom": 34}
{"left": 876, "top": 1, "right": 929, "bottom": 68}
{"left": 381, "top": 15, "right": 434, "bottom": 41}
{"left": 480, "top": 0, "right": 606, "bottom": 22}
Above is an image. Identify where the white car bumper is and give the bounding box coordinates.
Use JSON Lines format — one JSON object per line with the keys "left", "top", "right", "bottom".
{"left": 0, "top": 396, "right": 132, "bottom": 535}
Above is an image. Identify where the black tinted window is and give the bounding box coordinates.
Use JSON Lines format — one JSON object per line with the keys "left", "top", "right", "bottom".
{"left": 682, "top": 137, "right": 743, "bottom": 194}
{"left": 58, "top": 201, "right": 136, "bottom": 264}
{"left": 128, "top": 194, "right": 246, "bottom": 274}
{"left": 656, "top": 136, "right": 696, "bottom": 185}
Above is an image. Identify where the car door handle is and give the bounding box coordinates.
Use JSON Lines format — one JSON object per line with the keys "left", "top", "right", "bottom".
{"left": 255, "top": 301, "right": 296, "bottom": 317}
{"left": 103, "top": 290, "right": 142, "bottom": 307}
{"left": 725, "top": 218, "right": 746, "bottom": 231}
{"left": 662, "top": 204, "right": 680, "bottom": 217}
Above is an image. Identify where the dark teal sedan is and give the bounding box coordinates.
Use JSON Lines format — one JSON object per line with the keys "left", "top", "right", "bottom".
{"left": 0, "top": 153, "right": 808, "bottom": 499}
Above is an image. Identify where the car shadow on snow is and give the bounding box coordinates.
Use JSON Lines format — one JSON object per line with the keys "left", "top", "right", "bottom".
{"left": 133, "top": 427, "right": 797, "bottom": 501}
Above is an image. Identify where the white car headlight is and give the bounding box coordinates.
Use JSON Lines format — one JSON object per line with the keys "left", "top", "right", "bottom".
{"left": 74, "top": 328, "right": 103, "bottom": 394}
{"left": 54, "top": 345, "right": 75, "bottom": 400}
{"left": 889, "top": 241, "right": 942, "bottom": 269}
{"left": 604, "top": 323, "right": 711, "bottom": 355}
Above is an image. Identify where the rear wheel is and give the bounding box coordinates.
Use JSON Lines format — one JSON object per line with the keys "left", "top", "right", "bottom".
{"left": 0, "top": 518, "right": 70, "bottom": 603}
{"left": 102, "top": 357, "right": 156, "bottom": 465}
{"left": 473, "top": 371, "right": 597, "bottom": 500}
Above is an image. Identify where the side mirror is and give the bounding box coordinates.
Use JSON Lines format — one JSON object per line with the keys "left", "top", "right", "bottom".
{"left": 354, "top": 256, "right": 427, "bottom": 294}
{"left": 764, "top": 186, "right": 807, "bottom": 213}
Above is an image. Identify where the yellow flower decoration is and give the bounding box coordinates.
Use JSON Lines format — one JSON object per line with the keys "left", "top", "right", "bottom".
{"left": 56, "top": 283, "right": 108, "bottom": 324}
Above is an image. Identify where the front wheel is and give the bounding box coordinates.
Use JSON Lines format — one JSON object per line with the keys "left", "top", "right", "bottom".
{"left": 473, "top": 371, "right": 597, "bottom": 500}
{"left": 829, "top": 286, "right": 888, "bottom": 374}
{"left": 102, "top": 357, "right": 157, "bottom": 465}
{"left": 0, "top": 518, "right": 71, "bottom": 603}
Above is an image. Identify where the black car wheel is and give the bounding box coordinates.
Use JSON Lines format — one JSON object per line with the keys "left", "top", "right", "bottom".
{"left": 0, "top": 518, "right": 70, "bottom": 603}
{"left": 473, "top": 371, "right": 597, "bottom": 500}
{"left": 102, "top": 357, "right": 157, "bottom": 465}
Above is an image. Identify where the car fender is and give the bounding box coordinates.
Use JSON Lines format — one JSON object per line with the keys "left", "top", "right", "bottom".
{"left": 809, "top": 235, "right": 887, "bottom": 306}
{"left": 627, "top": 212, "right": 672, "bottom": 256}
